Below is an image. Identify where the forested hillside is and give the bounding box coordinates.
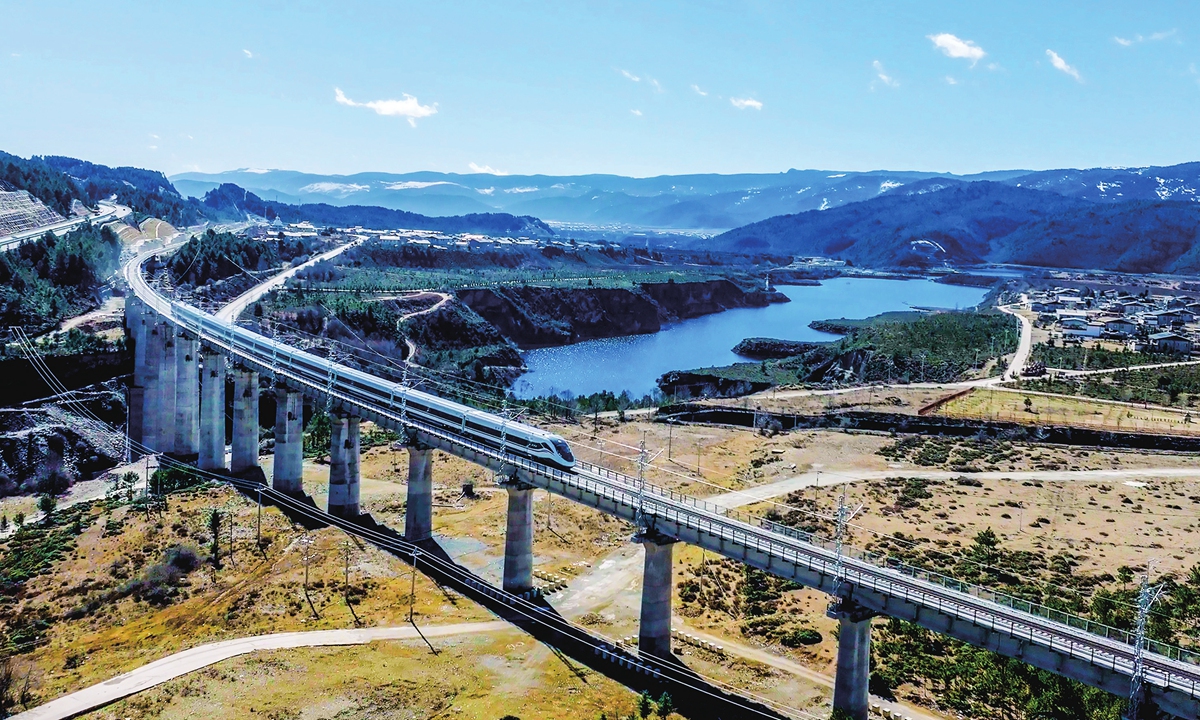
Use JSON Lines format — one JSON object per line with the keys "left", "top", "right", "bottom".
{"left": 39, "top": 156, "right": 202, "bottom": 226}
{"left": 0, "top": 225, "right": 122, "bottom": 330}
{"left": 0, "top": 152, "right": 78, "bottom": 216}
{"left": 168, "top": 229, "right": 321, "bottom": 285}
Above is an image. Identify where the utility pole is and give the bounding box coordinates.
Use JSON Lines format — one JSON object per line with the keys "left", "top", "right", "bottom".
{"left": 667, "top": 420, "right": 673, "bottom": 460}
{"left": 301, "top": 533, "right": 312, "bottom": 592}
{"left": 342, "top": 540, "right": 353, "bottom": 604}
{"left": 408, "top": 548, "right": 420, "bottom": 623}
{"left": 256, "top": 486, "right": 262, "bottom": 554}
{"left": 833, "top": 482, "right": 864, "bottom": 584}
{"left": 1129, "top": 563, "right": 1165, "bottom": 720}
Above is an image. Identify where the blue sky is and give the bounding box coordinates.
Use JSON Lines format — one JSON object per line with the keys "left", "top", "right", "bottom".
{"left": 2, "top": 1, "right": 1198, "bottom": 177}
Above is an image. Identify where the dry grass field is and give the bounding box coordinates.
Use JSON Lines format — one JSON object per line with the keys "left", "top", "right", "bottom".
{"left": 938, "top": 387, "right": 1200, "bottom": 435}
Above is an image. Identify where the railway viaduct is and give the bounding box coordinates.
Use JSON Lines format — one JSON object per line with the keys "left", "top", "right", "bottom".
{"left": 122, "top": 248, "right": 1200, "bottom": 720}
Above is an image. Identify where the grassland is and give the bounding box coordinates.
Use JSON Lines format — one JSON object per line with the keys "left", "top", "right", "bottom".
{"left": 938, "top": 387, "right": 1200, "bottom": 435}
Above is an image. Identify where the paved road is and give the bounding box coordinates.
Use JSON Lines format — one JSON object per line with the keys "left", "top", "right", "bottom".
{"left": 216, "top": 237, "right": 364, "bottom": 322}
{"left": 1056, "top": 358, "right": 1200, "bottom": 378}
{"left": 996, "top": 298, "right": 1033, "bottom": 383}
{"left": 706, "top": 466, "right": 1200, "bottom": 509}
{"left": 13, "top": 621, "right": 511, "bottom": 720}
{"left": 0, "top": 201, "right": 129, "bottom": 251}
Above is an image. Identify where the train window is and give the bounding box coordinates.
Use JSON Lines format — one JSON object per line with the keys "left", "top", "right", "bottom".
{"left": 552, "top": 439, "right": 575, "bottom": 462}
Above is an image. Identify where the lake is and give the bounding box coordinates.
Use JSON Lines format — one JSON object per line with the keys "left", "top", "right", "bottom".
{"left": 510, "top": 277, "right": 991, "bottom": 399}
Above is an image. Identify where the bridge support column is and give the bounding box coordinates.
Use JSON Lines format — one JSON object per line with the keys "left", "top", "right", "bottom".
{"left": 158, "top": 324, "right": 177, "bottom": 453}
{"left": 344, "top": 416, "right": 361, "bottom": 516}
{"left": 125, "top": 298, "right": 147, "bottom": 454}
{"left": 142, "top": 322, "right": 164, "bottom": 452}
{"left": 173, "top": 333, "right": 199, "bottom": 458}
{"left": 636, "top": 532, "right": 677, "bottom": 660}
{"left": 272, "top": 388, "right": 304, "bottom": 493}
{"left": 231, "top": 368, "right": 259, "bottom": 473}
{"left": 198, "top": 349, "right": 225, "bottom": 471}
{"left": 829, "top": 600, "right": 875, "bottom": 720}
{"left": 404, "top": 446, "right": 433, "bottom": 541}
{"left": 327, "top": 414, "right": 360, "bottom": 517}
{"left": 502, "top": 479, "right": 535, "bottom": 594}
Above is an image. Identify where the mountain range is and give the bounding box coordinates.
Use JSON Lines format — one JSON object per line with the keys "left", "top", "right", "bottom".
{"left": 171, "top": 163, "right": 1200, "bottom": 231}
{"left": 0, "top": 152, "right": 550, "bottom": 238}
{"left": 713, "top": 178, "right": 1200, "bottom": 272}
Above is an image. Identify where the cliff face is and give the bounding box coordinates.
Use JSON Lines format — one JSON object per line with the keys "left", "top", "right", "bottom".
{"left": 641, "top": 279, "right": 786, "bottom": 321}
{"left": 456, "top": 287, "right": 661, "bottom": 348}
{"left": 457, "top": 279, "right": 787, "bottom": 349}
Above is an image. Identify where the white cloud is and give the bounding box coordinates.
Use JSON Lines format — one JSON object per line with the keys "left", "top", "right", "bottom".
{"left": 148, "top": 145, "right": 158, "bottom": 151}
{"left": 468, "top": 162, "right": 507, "bottom": 175}
{"left": 300, "top": 182, "right": 370, "bottom": 195}
{"left": 504, "top": 187, "right": 538, "bottom": 194}
{"left": 334, "top": 87, "right": 437, "bottom": 127}
{"left": 1046, "top": 49, "right": 1082, "bottom": 81}
{"left": 1115, "top": 29, "right": 1177, "bottom": 46}
{"left": 648, "top": 77, "right": 663, "bottom": 92}
{"left": 381, "top": 181, "right": 456, "bottom": 190}
{"left": 150, "top": 133, "right": 159, "bottom": 139}
{"left": 630, "top": 109, "right": 643, "bottom": 116}
{"left": 691, "top": 84, "right": 708, "bottom": 96}
{"left": 945, "top": 75, "right": 959, "bottom": 85}
{"left": 928, "top": 33, "right": 986, "bottom": 66}
{"left": 872, "top": 60, "right": 898, "bottom": 88}
{"left": 730, "top": 97, "right": 763, "bottom": 110}
{"left": 619, "top": 69, "right": 640, "bottom": 82}
{"left": 243, "top": 49, "right": 253, "bottom": 59}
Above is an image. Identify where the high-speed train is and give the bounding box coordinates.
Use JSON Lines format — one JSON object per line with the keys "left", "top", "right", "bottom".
{"left": 169, "top": 302, "right": 577, "bottom": 471}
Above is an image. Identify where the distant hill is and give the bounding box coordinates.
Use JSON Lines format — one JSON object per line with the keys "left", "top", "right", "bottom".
{"left": 1003, "top": 163, "right": 1200, "bottom": 204}
{"left": 40, "top": 155, "right": 203, "bottom": 226}
{"left": 170, "top": 163, "right": 1200, "bottom": 231}
{"left": 712, "top": 181, "right": 1200, "bottom": 272}
{"left": 171, "top": 168, "right": 994, "bottom": 230}
{"left": 200, "top": 183, "right": 554, "bottom": 237}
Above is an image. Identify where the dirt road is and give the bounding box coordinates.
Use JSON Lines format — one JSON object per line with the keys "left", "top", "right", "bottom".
{"left": 707, "top": 466, "right": 1200, "bottom": 509}
{"left": 13, "top": 621, "right": 512, "bottom": 720}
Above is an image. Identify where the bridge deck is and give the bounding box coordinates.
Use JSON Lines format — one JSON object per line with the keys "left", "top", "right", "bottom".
{"left": 125, "top": 249, "right": 1200, "bottom": 718}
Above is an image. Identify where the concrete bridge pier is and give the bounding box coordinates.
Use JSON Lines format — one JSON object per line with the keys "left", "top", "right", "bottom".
{"left": 404, "top": 445, "right": 433, "bottom": 541}
{"left": 272, "top": 388, "right": 304, "bottom": 493}
{"left": 636, "top": 532, "right": 677, "bottom": 660}
{"left": 501, "top": 479, "right": 535, "bottom": 594}
{"left": 327, "top": 414, "right": 360, "bottom": 518}
{"left": 231, "top": 368, "right": 259, "bottom": 473}
{"left": 125, "top": 298, "right": 148, "bottom": 454}
{"left": 172, "top": 332, "right": 200, "bottom": 458}
{"left": 141, "top": 322, "right": 164, "bottom": 452}
{"left": 828, "top": 599, "right": 876, "bottom": 720}
{"left": 158, "top": 324, "right": 177, "bottom": 453}
{"left": 198, "top": 349, "right": 225, "bottom": 471}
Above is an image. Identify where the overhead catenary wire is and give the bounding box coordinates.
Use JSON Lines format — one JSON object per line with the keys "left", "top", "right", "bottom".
{"left": 69, "top": 253, "right": 1200, "bottom": 671}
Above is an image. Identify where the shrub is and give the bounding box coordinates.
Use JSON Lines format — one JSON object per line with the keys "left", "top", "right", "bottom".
{"left": 780, "top": 628, "right": 823, "bottom": 647}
